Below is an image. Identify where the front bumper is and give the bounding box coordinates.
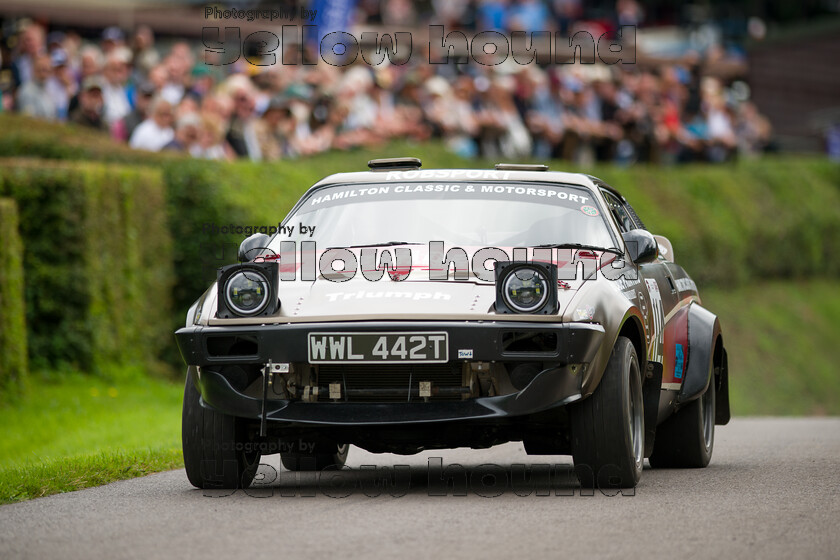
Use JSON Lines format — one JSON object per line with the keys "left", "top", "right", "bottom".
{"left": 175, "top": 320, "right": 604, "bottom": 425}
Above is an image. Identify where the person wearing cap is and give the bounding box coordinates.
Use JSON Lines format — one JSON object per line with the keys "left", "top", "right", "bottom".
{"left": 11, "top": 21, "right": 46, "bottom": 89}
{"left": 117, "top": 81, "right": 156, "bottom": 140}
{"left": 131, "top": 25, "right": 159, "bottom": 78}
{"left": 225, "top": 86, "right": 259, "bottom": 158}
{"left": 101, "top": 26, "right": 125, "bottom": 55}
{"left": 69, "top": 76, "right": 108, "bottom": 131}
{"left": 16, "top": 53, "right": 57, "bottom": 120}
{"left": 45, "top": 48, "right": 76, "bottom": 121}
{"left": 159, "top": 43, "right": 194, "bottom": 106}
{"left": 278, "top": 83, "right": 319, "bottom": 155}
{"left": 67, "top": 45, "right": 104, "bottom": 115}
{"left": 252, "top": 96, "right": 295, "bottom": 161}
{"left": 46, "top": 31, "right": 66, "bottom": 51}
{"left": 102, "top": 51, "right": 132, "bottom": 125}
{"left": 185, "top": 64, "right": 215, "bottom": 102}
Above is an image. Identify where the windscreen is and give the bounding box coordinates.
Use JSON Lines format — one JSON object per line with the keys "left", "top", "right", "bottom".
{"left": 274, "top": 182, "right": 616, "bottom": 250}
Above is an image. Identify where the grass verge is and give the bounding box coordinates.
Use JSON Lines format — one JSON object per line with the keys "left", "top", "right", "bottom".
{"left": 0, "top": 448, "right": 182, "bottom": 504}
{"left": 702, "top": 280, "right": 840, "bottom": 416}
{"left": 0, "top": 371, "right": 183, "bottom": 504}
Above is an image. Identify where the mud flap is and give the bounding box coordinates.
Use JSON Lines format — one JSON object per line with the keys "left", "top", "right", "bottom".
{"left": 643, "top": 361, "right": 662, "bottom": 457}
{"left": 715, "top": 348, "right": 731, "bottom": 425}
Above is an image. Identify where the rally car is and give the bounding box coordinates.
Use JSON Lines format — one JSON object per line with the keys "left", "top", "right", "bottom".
{"left": 176, "top": 158, "right": 730, "bottom": 490}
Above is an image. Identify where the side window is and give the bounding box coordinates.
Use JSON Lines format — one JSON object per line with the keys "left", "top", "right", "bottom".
{"left": 601, "top": 190, "right": 636, "bottom": 233}
{"left": 624, "top": 202, "right": 648, "bottom": 231}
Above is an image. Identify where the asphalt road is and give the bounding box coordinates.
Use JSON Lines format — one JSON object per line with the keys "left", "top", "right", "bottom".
{"left": 1, "top": 418, "right": 838, "bottom": 559}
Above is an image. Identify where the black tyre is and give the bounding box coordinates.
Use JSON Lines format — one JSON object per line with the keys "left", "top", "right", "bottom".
{"left": 182, "top": 368, "right": 261, "bottom": 489}
{"left": 649, "top": 369, "right": 715, "bottom": 468}
{"left": 280, "top": 442, "right": 349, "bottom": 471}
{"left": 570, "top": 336, "right": 644, "bottom": 489}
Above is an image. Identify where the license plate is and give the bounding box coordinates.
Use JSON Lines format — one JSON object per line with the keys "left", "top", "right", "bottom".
{"left": 307, "top": 332, "right": 449, "bottom": 364}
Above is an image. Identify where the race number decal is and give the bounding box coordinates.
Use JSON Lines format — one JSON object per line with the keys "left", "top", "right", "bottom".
{"left": 644, "top": 279, "right": 665, "bottom": 363}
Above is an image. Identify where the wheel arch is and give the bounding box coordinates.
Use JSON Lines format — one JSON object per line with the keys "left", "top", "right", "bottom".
{"left": 678, "top": 303, "right": 721, "bottom": 405}
{"left": 617, "top": 313, "right": 646, "bottom": 369}
{"left": 582, "top": 305, "right": 647, "bottom": 396}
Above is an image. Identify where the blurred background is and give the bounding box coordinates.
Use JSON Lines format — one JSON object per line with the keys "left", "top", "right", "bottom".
{"left": 0, "top": 0, "right": 838, "bottom": 502}
{"left": 2, "top": 0, "right": 839, "bottom": 159}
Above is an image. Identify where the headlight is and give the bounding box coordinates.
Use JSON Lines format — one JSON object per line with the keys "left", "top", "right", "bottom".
{"left": 503, "top": 267, "right": 549, "bottom": 312}
{"left": 494, "top": 261, "right": 558, "bottom": 315}
{"left": 216, "top": 262, "right": 279, "bottom": 319}
{"left": 224, "top": 270, "right": 269, "bottom": 316}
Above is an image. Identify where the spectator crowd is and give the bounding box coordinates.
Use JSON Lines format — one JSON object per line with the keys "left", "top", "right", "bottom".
{"left": 2, "top": 1, "right": 772, "bottom": 165}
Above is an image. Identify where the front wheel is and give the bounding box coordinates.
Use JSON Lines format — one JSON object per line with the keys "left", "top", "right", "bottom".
{"left": 182, "top": 368, "right": 261, "bottom": 489}
{"left": 570, "top": 336, "right": 644, "bottom": 489}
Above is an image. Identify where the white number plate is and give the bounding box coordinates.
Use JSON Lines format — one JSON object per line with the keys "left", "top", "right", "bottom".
{"left": 307, "top": 332, "right": 449, "bottom": 364}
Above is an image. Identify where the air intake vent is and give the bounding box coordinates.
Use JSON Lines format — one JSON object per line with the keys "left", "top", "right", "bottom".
{"left": 494, "top": 163, "right": 549, "bottom": 171}
{"left": 368, "top": 157, "right": 422, "bottom": 170}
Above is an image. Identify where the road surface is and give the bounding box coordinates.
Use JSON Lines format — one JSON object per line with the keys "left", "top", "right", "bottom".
{"left": 1, "top": 418, "right": 838, "bottom": 559}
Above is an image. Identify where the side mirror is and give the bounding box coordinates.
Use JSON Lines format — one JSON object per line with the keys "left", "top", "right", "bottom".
{"left": 653, "top": 234, "right": 674, "bottom": 262}
{"left": 622, "top": 229, "right": 659, "bottom": 264}
{"left": 238, "top": 233, "right": 271, "bottom": 262}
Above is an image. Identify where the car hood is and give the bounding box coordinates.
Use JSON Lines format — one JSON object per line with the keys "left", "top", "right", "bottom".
{"left": 205, "top": 247, "right": 610, "bottom": 325}
{"left": 203, "top": 275, "right": 587, "bottom": 326}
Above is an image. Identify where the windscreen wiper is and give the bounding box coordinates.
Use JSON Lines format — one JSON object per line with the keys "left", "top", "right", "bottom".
{"left": 532, "top": 243, "right": 624, "bottom": 256}
{"left": 330, "top": 241, "right": 424, "bottom": 249}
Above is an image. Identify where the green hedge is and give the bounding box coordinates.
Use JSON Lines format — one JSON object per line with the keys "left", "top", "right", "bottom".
{"left": 0, "top": 198, "right": 28, "bottom": 397}
{"left": 0, "top": 115, "right": 233, "bottom": 335}
{"left": 0, "top": 159, "right": 174, "bottom": 376}
{"left": 163, "top": 159, "right": 240, "bottom": 318}
{"left": 0, "top": 113, "right": 171, "bottom": 165}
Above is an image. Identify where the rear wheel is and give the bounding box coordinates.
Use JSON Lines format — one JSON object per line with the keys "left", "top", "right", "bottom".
{"left": 280, "top": 442, "right": 349, "bottom": 471}
{"left": 570, "top": 336, "right": 644, "bottom": 489}
{"left": 182, "top": 368, "right": 261, "bottom": 489}
{"left": 649, "top": 371, "right": 715, "bottom": 468}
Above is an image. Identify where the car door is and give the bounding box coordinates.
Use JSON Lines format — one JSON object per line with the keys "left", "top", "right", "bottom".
{"left": 599, "top": 188, "right": 677, "bottom": 371}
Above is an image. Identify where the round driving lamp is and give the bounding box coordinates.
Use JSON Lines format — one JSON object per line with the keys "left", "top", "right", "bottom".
{"left": 224, "top": 270, "right": 269, "bottom": 316}
{"left": 503, "top": 267, "right": 549, "bottom": 313}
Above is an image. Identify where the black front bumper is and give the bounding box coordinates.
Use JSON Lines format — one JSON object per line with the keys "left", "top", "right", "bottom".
{"left": 175, "top": 320, "right": 604, "bottom": 426}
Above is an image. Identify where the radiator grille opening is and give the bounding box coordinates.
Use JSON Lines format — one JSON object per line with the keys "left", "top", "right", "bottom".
{"left": 316, "top": 364, "right": 465, "bottom": 402}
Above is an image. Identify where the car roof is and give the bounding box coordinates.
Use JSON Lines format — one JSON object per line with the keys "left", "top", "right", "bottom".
{"left": 309, "top": 168, "right": 610, "bottom": 193}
